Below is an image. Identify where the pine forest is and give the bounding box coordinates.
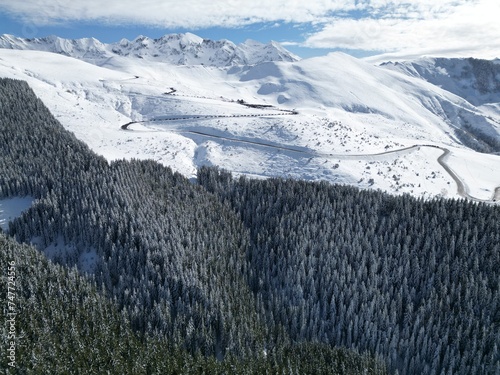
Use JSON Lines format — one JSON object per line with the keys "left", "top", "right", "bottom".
{"left": 0, "top": 78, "right": 498, "bottom": 374}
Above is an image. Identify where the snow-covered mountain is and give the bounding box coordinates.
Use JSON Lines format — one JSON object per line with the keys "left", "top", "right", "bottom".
{"left": 379, "top": 57, "right": 500, "bottom": 153}
{"left": 0, "top": 36, "right": 498, "bottom": 202}
{"left": 0, "top": 33, "right": 300, "bottom": 67}
{"left": 380, "top": 57, "right": 500, "bottom": 107}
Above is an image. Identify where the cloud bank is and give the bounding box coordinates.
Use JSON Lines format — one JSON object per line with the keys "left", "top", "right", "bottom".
{"left": 0, "top": 0, "right": 354, "bottom": 27}
{"left": 0, "top": 0, "right": 497, "bottom": 59}
{"left": 304, "top": 0, "right": 500, "bottom": 60}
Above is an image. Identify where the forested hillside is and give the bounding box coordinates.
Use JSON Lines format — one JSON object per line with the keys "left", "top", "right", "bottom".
{"left": 0, "top": 78, "right": 386, "bottom": 373}
{"left": 1, "top": 77, "right": 499, "bottom": 373}
{"left": 0, "top": 233, "right": 385, "bottom": 374}
{"left": 0, "top": 78, "right": 264, "bottom": 359}
{"left": 199, "top": 168, "right": 500, "bottom": 374}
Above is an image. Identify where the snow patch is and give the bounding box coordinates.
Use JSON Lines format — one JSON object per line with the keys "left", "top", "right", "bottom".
{"left": 30, "top": 234, "right": 99, "bottom": 273}
{"left": 79, "top": 250, "right": 99, "bottom": 273}
{"left": 0, "top": 197, "right": 34, "bottom": 231}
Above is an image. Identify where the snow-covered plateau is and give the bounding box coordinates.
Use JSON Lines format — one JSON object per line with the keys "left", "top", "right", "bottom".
{"left": 0, "top": 33, "right": 499, "bottom": 202}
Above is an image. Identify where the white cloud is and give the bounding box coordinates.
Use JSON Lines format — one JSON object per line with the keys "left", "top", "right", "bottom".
{"left": 0, "top": 0, "right": 355, "bottom": 28}
{"left": 0, "top": 0, "right": 497, "bottom": 59}
{"left": 303, "top": 0, "right": 500, "bottom": 59}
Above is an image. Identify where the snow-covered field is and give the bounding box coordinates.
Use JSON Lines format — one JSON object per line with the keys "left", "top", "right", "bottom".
{"left": 0, "top": 37, "right": 499, "bottom": 203}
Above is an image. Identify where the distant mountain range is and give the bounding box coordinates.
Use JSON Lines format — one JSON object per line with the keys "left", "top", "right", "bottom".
{"left": 0, "top": 33, "right": 300, "bottom": 67}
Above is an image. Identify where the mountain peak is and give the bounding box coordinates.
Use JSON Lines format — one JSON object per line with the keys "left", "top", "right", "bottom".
{"left": 239, "top": 39, "right": 300, "bottom": 64}
{"left": 180, "top": 32, "right": 204, "bottom": 45}
{"left": 0, "top": 33, "right": 299, "bottom": 67}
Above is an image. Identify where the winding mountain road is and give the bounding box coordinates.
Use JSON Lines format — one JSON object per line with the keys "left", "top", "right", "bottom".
{"left": 435, "top": 147, "right": 500, "bottom": 203}
{"left": 436, "top": 148, "right": 466, "bottom": 197}
{"left": 118, "top": 80, "right": 499, "bottom": 204}
{"left": 121, "top": 111, "right": 296, "bottom": 130}
{"left": 122, "top": 120, "right": 499, "bottom": 204}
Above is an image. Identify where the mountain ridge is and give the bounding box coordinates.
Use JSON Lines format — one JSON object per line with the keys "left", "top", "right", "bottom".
{"left": 0, "top": 32, "right": 300, "bottom": 67}
{"left": 380, "top": 57, "right": 500, "bottom": 106}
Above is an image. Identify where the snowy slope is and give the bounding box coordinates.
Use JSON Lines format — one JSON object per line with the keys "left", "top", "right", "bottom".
{"left": 232, "top": 53, "right": 500, "bottom": 149}
{"left": 0, "top": 33, "right": 300, "bottom": 67}
{"left": 0, "top": 45, "right": 498, "bottom": 202}
{"left": 380, "top": 57, "right": 500, "bottom": 106}
{"left": 380, "top": 58, "right": 500, "bottom": 138}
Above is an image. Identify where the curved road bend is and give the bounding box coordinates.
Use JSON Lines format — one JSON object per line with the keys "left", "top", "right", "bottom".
{"left": 436, "top": 147, "right": 500, "bottom": 204}
{"left": 436, "top": 148, "right": 466, "bottom": 198}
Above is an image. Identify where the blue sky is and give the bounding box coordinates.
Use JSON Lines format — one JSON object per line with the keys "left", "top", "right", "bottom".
{"left": 0, "top": 1, "right": 498, "bottom": 60}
